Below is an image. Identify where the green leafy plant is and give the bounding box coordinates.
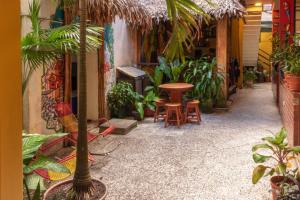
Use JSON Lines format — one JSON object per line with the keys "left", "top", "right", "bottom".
{"left": 145, "top": 67, "right": 163, "bottom": 96}
{"left": 158, "top": 56, "right": 185, "bottom": 83}
{"left": 184, "top": 57, "right": 224, "bottom": 101}
{"left": 21, "top": 0, "right": 102, "bottom": 95}
{"left": 134, "top": 90, "right": 158, "bottom": 119}
{"left": 107, "top": 81, "right": 136, "bottom": 118}
{"left": 244, "top": 70, "right": 256, "bottom": 81}
{"left": 252, "top": 128, "right": 300, "bottom": 185}
{"left": 23, "top": 132, "right": 70, "bottom": 200}
{"left": 284, "top": 45, "right": 300, "bottom": 76}
{"left": 270, "top": 34, "right": 282, "bottom": 64}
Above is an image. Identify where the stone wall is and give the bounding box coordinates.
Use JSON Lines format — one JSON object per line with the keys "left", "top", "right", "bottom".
{"left": 279, "top": 82, "right": 300, "bottom": 146}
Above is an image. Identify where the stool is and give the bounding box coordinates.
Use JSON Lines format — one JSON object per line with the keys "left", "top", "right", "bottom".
{"left": 154, "top": 98, "right": 167, "bottom": 122}
{"left": 185, "top": 100, "right": 201, "bottom": 124}
{"left": 164, "top": 103, "right": 182, "bottom": 128}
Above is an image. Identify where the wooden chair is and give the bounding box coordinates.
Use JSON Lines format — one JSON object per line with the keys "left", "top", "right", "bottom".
{"left": 154, "top": 98, "right": 167, "bottom": 122}
{"left": 164, "top": 103, "right": 182, "bottom": 128}
{"left": 185, "top": 100, "right": 201, "bottom": 124}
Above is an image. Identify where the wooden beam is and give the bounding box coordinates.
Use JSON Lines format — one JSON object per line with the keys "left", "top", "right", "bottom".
{"left": 98, "top": 32, "right": 106, "bottom": 119}
{"left": 217, "top": 15, "right": 229, "bottom": 98}
{"left": 0, "top": 0, "right": 23, "bottom": 199}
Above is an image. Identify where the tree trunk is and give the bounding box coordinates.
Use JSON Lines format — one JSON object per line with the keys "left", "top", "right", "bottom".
{"left": 72, "top": 0, "right": 94, "bottom": 198}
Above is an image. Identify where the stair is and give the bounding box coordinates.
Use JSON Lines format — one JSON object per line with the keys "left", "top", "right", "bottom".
{"left": 243, "top": 7, "right": 262, "bottom": 67}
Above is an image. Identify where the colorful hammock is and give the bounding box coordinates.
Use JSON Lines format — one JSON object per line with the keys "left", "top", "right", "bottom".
{"left": 35, "top": 102, "right": 114, "bottom": 181}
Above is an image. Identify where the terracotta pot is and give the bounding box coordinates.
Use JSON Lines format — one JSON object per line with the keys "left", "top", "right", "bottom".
{"left": 285, "top": 73, "right": 300, "bottom": 92}
{"left": 245, "top": 80, "right": 254, "bottom": 88}
{"left": 43, "top": 179, "right": 107, "bottom": 200}
{"left": 144, "top": 108, "right": 155, "bottom": 117}
{"left": 270, "top": 176, "right": 299, "bottom": 200}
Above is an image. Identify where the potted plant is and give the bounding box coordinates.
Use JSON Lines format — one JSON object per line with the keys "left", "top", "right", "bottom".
{"left": 284, "top": 45, "right": 300, "bottom": 92}
{"left": 252, "top": 128, "right": 300, "bottom": 200}
{"left": 43, "top": 0, "right": 107, "bottom": 198}
{"left": 107, "top": 81, "right": 135, "bottom": 118}
{"left": 132, "top": 90, "right": 158, "bottom": 120}
{"left": 184, "top": 57, "right": 224, "bottom": 113}
{"left": 244, "top": 70, "right": 256, "bottom": 88}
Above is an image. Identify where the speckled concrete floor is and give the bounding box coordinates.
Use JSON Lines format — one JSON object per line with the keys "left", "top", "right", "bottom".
{"left": 90, "top": 83, "right": 282, "bottom": 200}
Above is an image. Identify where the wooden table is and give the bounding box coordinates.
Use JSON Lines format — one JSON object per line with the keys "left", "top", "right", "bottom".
{"left": 159, "top": 83, "right": 194, "bottom": 103}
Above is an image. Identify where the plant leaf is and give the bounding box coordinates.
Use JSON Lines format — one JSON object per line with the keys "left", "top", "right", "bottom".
{"left": 253, "top": 153, "right": 271, "bottom": 163}
{"left": 252, "top": 165, "right": 267, "bottom": 184}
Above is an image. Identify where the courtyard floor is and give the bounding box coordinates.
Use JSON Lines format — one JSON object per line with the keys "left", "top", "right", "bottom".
{"left": 89, "top": 83, "right": 282, "bottom": 200}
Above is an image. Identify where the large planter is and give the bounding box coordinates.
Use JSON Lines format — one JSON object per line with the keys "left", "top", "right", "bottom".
{"left": 43, "top": 179, "right": 107, "bottom": 200}
{"left": 144, "top": 108, "right": 155, "bottom": 117}
{"left": 285, "top": 73, "right": 300, "bottom": 92}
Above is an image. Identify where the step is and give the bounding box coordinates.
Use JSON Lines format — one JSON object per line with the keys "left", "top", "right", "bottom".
{"left": 99, "top": 118, "right": 138, "bottom": 135}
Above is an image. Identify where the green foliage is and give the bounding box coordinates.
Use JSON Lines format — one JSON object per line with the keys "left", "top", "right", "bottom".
{"left": 107, "top": 82, "right": 158, "bottom": 119}
{"left": 145, "top": 67, "right": 163, "bottom": 95}
{"left": 22, "top": 132, "right": 70, "bottom": 200}
{"left": 134, "top": 90, "right": 158, "bottom": 119}
{"left": 107, "top": 82, "right": 136, "bottom": 118}
{"left": 157, "top": 56, "right": 185, "bottom": 83}
{"left": 164, "top": 0, "right": 211, "bottom": 62}
{"left": 184, "top": 57, "right": 224, "bottom": 101}
{"left": 270, "top": 34, "right": 300, "bottom": 76}
{"left": 284, "top": 45, "right": 300, "bottom": 76}
{"left": 277, "top": 180, "right": 300, "bottom": 200}
{"left": 21, "top": 0, "right": 102, "bottom": 94}
{"left": 244, "top": 70, "right": 257, "bottom": 82}
{"left": 270, "top": 34, "right": 281, "bottom": 64}
{"left": 252, "top": 128, "right": 300, "bottom": 185}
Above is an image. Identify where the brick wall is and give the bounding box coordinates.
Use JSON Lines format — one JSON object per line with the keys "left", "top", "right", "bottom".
{"left": 279, "top": 82, "right": 300, "bottom": 146}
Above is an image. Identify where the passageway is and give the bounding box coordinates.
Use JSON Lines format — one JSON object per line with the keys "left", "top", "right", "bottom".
{"left": 90, "top": 83, "right": 282, "bottom": 200}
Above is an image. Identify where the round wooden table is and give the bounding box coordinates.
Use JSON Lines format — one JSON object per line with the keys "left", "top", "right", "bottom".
{"left": 159, "top": 83, "right": 194, "bottom": 103}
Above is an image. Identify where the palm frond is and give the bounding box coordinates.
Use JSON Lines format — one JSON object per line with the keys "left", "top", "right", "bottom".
{"left": 21, "top": 0, "right": 103, "bottom": 94}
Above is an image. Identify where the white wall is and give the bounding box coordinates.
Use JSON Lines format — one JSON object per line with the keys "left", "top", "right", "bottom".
{"left": 113, "top": 18, "right": 138, "bottom": 68}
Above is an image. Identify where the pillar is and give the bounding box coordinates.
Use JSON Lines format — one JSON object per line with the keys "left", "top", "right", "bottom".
{"left": 217, "top": 16, "right": 229, "bottom": 98}
{"left": 0, "top": 1, "right": 23, "bottom": 199}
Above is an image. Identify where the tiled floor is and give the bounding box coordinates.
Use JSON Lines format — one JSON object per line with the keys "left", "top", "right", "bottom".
{"left": 90, "top": 83, "right": 282, "bottom": 200}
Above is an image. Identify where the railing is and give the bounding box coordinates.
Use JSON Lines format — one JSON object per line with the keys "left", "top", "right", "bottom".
{"left": 258, "top": 48, "right": 271, "bottom": 68}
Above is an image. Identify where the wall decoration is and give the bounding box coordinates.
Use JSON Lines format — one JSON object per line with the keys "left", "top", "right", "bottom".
{"left": 41, "top": 59, "right": 64, "bottom": 131}
{"left": 104, "top": 24, "right": 114, "bottom": 73}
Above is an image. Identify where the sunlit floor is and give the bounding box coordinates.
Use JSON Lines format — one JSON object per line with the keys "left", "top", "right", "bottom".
{"left": 89, "top": 83, "right": 281, "bottom": 200}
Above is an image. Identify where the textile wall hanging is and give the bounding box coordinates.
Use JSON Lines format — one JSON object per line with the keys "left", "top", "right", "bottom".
{"left": 104, "top": 24, "right": 114, "bottom": 73}
{"left": 41, "top": 59, "right": 64, "bottom": 131}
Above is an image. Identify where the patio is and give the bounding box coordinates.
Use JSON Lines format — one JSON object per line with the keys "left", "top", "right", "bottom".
{"left": 89, "top": 83, "right": 281, "bottom": 200}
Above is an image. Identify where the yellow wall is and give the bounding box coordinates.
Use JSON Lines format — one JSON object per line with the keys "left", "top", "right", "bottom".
{"left": 231, "top": 18, "right": 244, "bottom": 88}
{"left": 259, "top": 32, "right": 272, "bottom": 72}
{"left": 259, "top": 32, "right": 272, "bottom": 54}
{"left": 0, "top": 1, "right": 23, "bottom": 200}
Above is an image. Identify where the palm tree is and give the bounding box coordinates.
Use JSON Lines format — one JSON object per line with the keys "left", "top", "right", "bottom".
{"left": 21, "top": 0, "right": 101, "bottom": 95}
{"left": 70, "top": 0, "right": 94, "bottom": 198}
{"left": 164, "top": 0, "right": 211, "bottom": 62}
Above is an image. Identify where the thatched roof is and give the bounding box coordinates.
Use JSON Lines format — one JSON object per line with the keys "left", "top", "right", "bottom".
{"left": 87, "top": 0, "right": 245, "bottom": 30}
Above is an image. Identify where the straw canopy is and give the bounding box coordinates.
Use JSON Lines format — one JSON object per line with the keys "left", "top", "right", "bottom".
{"left": 87, "top": 0, "right": 245, "bottom": 31}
